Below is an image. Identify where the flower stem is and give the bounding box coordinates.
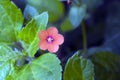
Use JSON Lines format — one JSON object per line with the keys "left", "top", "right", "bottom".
{"left": 81, "top": 21, "right": 87, "bottom": 54}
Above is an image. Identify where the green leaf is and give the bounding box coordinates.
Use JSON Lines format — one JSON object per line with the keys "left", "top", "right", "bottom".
{"left": 24, "top": 4, "right": 39, "bottom": 20}
{"left": 27, "top": 0, "right": 64, "bottom": 22}
{"left": 0, "top": 61, "right": 11, "bottom": 80}
{"left": 0, "top": 0, "right": 23, "bottom": 43}
{"left": 0, "top": 43, "right": 22, "bottom": 80}
{"left": 11, "top": 53, "right": 62, "bottom": 80}
{"left": 18, "top": 12, "right": 48, "bottom": 57}
{"left": 89, "top": 51, "right": 120, "bottom": 80}
{"left": 61, "top": 18, "right": 73, "bottom": 32}
{"left": 69, "top": 5, "right": 87, "bottom": 27}
{"left": 0, "top": 43, "right": 21, "bottom": 62}
{"left": 64, "top": 52, "right": 94, "bottom": 80}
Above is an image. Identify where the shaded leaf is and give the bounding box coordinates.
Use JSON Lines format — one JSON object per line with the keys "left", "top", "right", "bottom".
{"left": 69, "top": 5, "right": 86, "bottom": 28}
{"left": 18, "top": 12, "right": 48, "bottom": 57}
{"left": 0, "top": 0, "right": 23, "bottom": 43}
{"left": 64, "top": 52, "right": 94, "bottom": 80}
{"left": 11, "top": 53, "right": 62, "bottom": 80}
{"left": 61, "top": 18, "right": 73, "bottom": 32}
{"left": 23, "top": 4, "right": 39, "bottom": 20}
{"left": 27, "top": 0, "right": 64, "bottom": 22}
{"left": 89, "top": 51, "right": 120, "bottom": 80}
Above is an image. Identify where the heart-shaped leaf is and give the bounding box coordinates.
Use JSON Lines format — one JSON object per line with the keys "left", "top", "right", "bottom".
{"left": 69, "top": 5, "right": 86, "bottom": 28}
{"left": 64, "top": 52, "right": 94, "bottom": 80}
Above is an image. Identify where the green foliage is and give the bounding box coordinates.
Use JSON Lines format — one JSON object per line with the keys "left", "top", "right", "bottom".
{"left": 0, "top": 0, "right": 62, "bottom": 80}
{"left": 69, "top": 5, "right": 87, "bottom": 28}
{"left": 61, "top": 4, "right": 87, "bottom": 32}
{"left": 1, "top": 0, "right": 119, "bottom": 80}
{"left": 0, "top": 61, "right": 11, "bottom": 80}
{"left": 64, "top": 51, "right": 94, "bottom": 80}
{"left": 18, "top": 12, "right": 48, "bottom": 57}
{"left": 0, "top": 43, "right": 20, "bottom": 80}
{"left": 90, "top": 51, "right": 120, "bottom": 80}
{"left": 89, "top": 51, "right": 120, "bottom": 80}
{"left": 23, "top": 4, "right": 39, "bottom": 20}
{"left": 61, "top": 18, "right": 73, "bottom": 32}
{"left": 10, "top": 53, "right": 62, "bottom": 80}
{"left": 0, "top": 0, "right": 23, "bottom": 43}
{"left": 0, "top": 43, "right": 21, "bottom": 62}
{"left": 27, "top": 0, "right": 64, "bottom": 22}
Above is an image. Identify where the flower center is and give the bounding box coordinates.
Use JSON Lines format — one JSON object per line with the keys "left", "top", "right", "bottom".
{"left": 46, "top": 36, "right": 54, "bottom": 43}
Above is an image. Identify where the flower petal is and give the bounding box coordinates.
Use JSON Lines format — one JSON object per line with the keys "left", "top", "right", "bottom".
{"left": 38, "top": 30, "right": 48, "bottom": 40}
{"left": 54, "top": 34, "right": 64, "bottom": 45}
{"left": 39, "top": 41, "right": 48, "bottom": 50}
{"left": 48, "top": 44, "right": 59, "bottom": 53}
{"left": 47, "top": 27, "right": 58, "bottom": 35}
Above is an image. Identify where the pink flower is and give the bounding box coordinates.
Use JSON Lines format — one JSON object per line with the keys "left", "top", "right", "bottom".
{"left": 38, "top": 27, "right": 64, "bottom": 53}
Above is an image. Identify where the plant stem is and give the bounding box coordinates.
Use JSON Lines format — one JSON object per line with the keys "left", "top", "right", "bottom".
{"left": 81, "top": 21, "right": 87, "bottom": 54}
